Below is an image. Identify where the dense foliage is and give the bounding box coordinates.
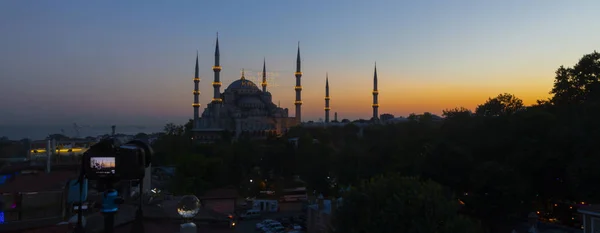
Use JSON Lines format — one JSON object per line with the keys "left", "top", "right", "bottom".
{"left": 333, "top": 175, "right": 482, "bottom": 233}
{"left": 149, "top": 51, "right": 600, "bottom": 231}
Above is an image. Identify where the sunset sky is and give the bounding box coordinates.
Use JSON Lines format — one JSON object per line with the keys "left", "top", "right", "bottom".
{"left": 1, "top": 0, "right": 599, "bottom": 125}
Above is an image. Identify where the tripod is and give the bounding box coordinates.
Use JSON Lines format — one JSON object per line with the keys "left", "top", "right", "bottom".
{"left": 101, "top": 183, "right": 123, "bottom": 233}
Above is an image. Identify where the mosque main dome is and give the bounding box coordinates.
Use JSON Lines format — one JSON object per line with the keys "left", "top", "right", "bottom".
{"left": 226, "top": 78, "right": 260, "bottom": 92}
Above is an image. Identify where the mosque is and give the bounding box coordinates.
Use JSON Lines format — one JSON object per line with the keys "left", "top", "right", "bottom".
{"left": 191, "top": 36, "right": 381, "bottom": 142}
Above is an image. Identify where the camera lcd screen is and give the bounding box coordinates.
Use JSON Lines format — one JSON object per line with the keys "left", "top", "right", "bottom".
{"left": 90, "top": 157, "right": 116, "bottom": 175}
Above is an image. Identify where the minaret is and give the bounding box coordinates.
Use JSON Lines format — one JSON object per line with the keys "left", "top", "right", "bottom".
{"left": 261, "top": 58, "right": 267, "bottom": 92}
{"left": 324, "top": 73, "right": 330, "bottom": 123}
{"left": 212, "top": 34, "right": 222, "bottom": 124}
{"left": 372, "top": 63, "right": 379, "bottom": 120}
{"left": 294, "top": 42, "right": 303, "bottom": 123}
{"left": 192, "top": 51, "right": 201, "bottom": 129}
{"left": 334, "top": 112, "right": 338, "bottom": 122}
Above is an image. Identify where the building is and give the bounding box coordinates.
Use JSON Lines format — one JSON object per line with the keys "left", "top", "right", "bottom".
{"left": 199, "top": 188, "right": 239, "bottom": 215}
{"left": 192, "top": 36, "right": 302, "bottom": 143}
{"left": 191, "top": 36, "right": 385, "bottom": 141}
{"left": 0, "top": 164, "right": 78, "bottom": 232}
{"left": 306, "top": 195, "right": 341, "bottom": 233}
{"left": 578, "top": 205, "right": 600, "bottom": 233}
{"left": 251, "top": 199, "right": 278, "bottom": 213}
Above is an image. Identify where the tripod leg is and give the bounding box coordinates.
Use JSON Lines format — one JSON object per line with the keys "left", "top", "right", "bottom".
{"left": 103, "top": 212, "right": 115, "bottom": 233}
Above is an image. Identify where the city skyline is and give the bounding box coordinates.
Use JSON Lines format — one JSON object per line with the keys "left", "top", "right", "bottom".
{"left": 1, "top": 0, "right": 599, "bottom": 126}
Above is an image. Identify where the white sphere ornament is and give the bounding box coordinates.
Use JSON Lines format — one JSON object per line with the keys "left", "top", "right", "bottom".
{"left": 176, "top": 195, "right": 201, "bottom": 220}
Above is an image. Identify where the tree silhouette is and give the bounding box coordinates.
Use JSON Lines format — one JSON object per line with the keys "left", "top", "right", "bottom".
{"left": 551, "top": 51, "right": 600, "bottom": 105}
{"left": 475, "top": 93, "right": 524, "bottom": 117}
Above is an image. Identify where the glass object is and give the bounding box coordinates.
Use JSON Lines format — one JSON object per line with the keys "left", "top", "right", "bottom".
{"left": 176, "top": 195, "right": 200, "bottom": 220}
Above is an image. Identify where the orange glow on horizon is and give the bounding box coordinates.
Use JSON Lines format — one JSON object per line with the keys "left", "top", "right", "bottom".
{"left": 298, "top": 81, "right": 551, "bottom": 118}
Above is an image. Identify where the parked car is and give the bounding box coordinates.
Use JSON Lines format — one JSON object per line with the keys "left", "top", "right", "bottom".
{"left": 256, "top": 219, "right": 277, "bottom": 230}
{"left": 240, "top": 209, "right": 261, "bottom": 220}
{"left": 289, "top": 224, "right": 302, "bottom": 231}
{"left": 269, "top": 225, "right": 286, "bottom": 233}
{"left": 261, "top": 222, "right": 283, "bottom": 232}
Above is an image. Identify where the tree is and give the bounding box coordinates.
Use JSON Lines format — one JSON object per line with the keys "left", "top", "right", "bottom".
{"left": 170, "top": 153, "right": 213, "bottom": 195}
{"left": 163, "top": 123, "right": 184, "bottom": 136}
{"left": 407, "top": 113, "right": 419, "bottom": 120}
{"left": 475, "top": 93, "right": 524, "bottom": 117}
{"left": 442, "top": 107, "right": 472, "bottom": 118}
{"left": 551, "top": 51, "right": 600, "bottom": 105}
{"left": 134, "top": 133, "right": 148, "bottom": 140}
{"left": 152, "top": 123, "right": 192, "bottom": 165}
{"left": 333, "top": 175, "right": 482, "bottom": 233}
{"left": 47, "top": 134, "right": 69, "bottom": 140}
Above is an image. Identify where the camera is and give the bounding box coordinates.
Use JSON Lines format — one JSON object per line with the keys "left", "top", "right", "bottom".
{"left": 82, "top": 138, "right": 152, "bottom": 181}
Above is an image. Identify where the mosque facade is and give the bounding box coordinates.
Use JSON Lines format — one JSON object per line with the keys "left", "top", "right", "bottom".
{"left": 191, "top": 36, "right": 382, "bottom": 142}
{"left": 191, "top": 36, "right": 302, "bottom": 142}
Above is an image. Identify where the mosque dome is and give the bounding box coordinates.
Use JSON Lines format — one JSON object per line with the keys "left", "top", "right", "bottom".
{"left": 226, "top": 78, "right": 260, "bottom": 92}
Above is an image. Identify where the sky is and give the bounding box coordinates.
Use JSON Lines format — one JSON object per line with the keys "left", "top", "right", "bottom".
{"left": 1, "top": 0, "right": 599, "bottom": 126}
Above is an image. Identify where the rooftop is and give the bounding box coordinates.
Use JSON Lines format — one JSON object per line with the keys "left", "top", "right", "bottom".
{"left": 578, "top": 204, "right": 600, "bottom": 215}
{"left": 200, "top": 188, "right": 238, "bottom": 200}
{"left": 0, "top": 170, "right": 77, "bottom": 193}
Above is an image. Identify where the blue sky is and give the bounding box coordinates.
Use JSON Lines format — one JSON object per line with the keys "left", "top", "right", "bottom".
{"left": 1, "top": 0, "right": 599, "bottom": 126}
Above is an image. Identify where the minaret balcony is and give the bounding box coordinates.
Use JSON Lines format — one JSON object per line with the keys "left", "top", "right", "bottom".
{"left": 372, "top": 90, "right": 379, "bottom": 94}
{"left": 212, "top": 82, "right": 222, "bottom": 86}
{"left": 294, "top": 72, "right": 303, "bottom": 76}
{"left": 192, "top": 103, "right": 201, "bottom": 107}
{"left": 294, "top": 86, "right": 303, "bottom": 91}
{"left": 324, "top": 107, "right": 331, "bottom": 110}
{"left": 372, "top": 104, "right": 380, "bottom": 107}
{"left": 212, "top": 66, "right": 222, "bottom": 71}
{"left": 193, "top": 90, "right": 200, "bottom": 95}
{"left": 193, "top": 78, "right": 200, "bottom": 82}
{"left": 261, "top": 82, "right": 267, "bottom": 87}
{"left": 294, "top": 100, "right": 303, "bottom": 105}
{"left": 324, "top": 97, "right": 330, "bottom": 100}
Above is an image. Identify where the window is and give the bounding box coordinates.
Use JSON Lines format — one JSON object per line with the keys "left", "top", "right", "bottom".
{"left": 593, "top": 217, "right": 600, "bottom": 233}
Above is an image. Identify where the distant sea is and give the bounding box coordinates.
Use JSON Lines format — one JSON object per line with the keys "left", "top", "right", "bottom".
{"left": 0, "top": 125, "right": 164, "bottom": 140}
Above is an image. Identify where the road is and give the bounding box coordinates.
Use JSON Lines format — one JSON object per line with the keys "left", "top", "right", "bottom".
{"left": 235, "top": 211, "right": 303, "bottom": 233}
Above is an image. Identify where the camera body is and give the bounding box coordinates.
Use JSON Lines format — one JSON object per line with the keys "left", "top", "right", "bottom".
{"left": 82, "top": 138, "right": 152, "bottom": 181}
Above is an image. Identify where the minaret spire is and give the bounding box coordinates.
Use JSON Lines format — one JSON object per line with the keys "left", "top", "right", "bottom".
{"left": 296, "top": 41, "right": 301, "bottom": 73}
{"left": 215, "top": 32, "right": 220, "bottom": 61}
{"left": 372, "top": 62, "right": 379, "bottom": 121}
{"left": 193, "top": 51, "right": 201, "bottom": 129}
{"left": 325, "top": 73, "right": 331, "bottom": 123}
{"left": 212, "top": 33, "right": 223, "bottom": 125}
{"left": 294, "top": 42, "right": 303, "bottom": 123}
{"left": 261, "top": 58, "right": 267, "bottom": 92}
{"left": 195, "top": 50, "right": 199, "bottom": 78}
